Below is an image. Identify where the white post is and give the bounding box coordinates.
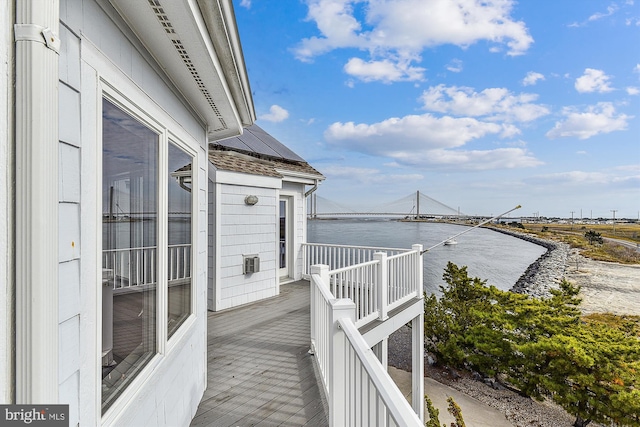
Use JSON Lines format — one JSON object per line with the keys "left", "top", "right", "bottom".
{"left": 412, "top": 312, "right": 425, "bottom": 422}
{"left": 372, "top": 338, "right": 388, "bottom": 370}
{"left": 15, "top": 0, "right": 60, "bottom": 404}
{"left": 374, "top": 252, "right": 388, "bottom": 321}
{"left": 412, "top": 244, "right": 423, "bottom": 298}
{"left": 329, "top": 299, "right": 356, "bottom": 427}
{"left": 310, "top": 264, "right": 330, "bottom": 354}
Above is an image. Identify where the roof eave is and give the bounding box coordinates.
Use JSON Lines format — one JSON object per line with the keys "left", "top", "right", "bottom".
{"left": 109, "top": 0, "right": 255, "bottom": 142}
{"left": 197, "top": 0, "right": 256, "bottom": 130}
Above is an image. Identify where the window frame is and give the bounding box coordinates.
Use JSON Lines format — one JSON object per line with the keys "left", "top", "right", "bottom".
{"left": 99, "top": 82, "right": 199, "bottom": 422}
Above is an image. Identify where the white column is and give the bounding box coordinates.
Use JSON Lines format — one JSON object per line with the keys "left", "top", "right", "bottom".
{"left": 374, "top": 251, "right": 388, "bottom": 321}
{"left": 329, "top": 299, "right": 355, "bottom": 427}
{"left": 309, "top": 264, "right": 330, "bottom": 354}
{"left": 412, "top": 312, "right": 424, "bottom": 422}
{"left": 412, "top": 244, "right": 424, "bottom": 298}
{"left": 0, "top": 0, "right": 14, "bottom": 404}
{"left": 14, "top": 0, "right": 60, "bottom": 404}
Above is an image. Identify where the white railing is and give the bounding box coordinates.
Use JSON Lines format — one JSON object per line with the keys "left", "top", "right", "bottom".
{"left": 102, "top": 244, "right": 191, "bottom": 290}
{"left": 303, "top": 243, "right": 410, "bottom": 277}
{"left": 310, "top": 265, "right": 423, "bottom": 427}
{"left": 325, "top": 245, "right": 422, "bottom": 327}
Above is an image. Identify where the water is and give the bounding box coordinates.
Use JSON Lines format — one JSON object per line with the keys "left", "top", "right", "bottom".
{"left": 308, "top": 219, "right": 546, "bottom": 296}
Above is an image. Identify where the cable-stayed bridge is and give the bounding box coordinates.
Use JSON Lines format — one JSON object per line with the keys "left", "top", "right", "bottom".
{"left": 308, "top": 191, "right": 463, "bottom": 218}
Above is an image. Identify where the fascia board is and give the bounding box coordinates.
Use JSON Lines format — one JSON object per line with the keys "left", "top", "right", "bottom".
{"left": 275, "top": 169, "right": 325, "bottom": 184}
{"left": 197, "top": 0, "right": 255, "bottom": 127}
{"left": 212, "top": 169, "right": 281, "bottom": 189}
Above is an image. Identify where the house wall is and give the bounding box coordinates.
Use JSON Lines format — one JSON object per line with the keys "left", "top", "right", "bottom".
{"left": 209, "top": 175, "right": 280, "bottom": 311}
{"left": 58, "top": 0, "right": 209, "bottom": 425}
{"left": 208, "top": 173, "right": 311, "bottom": 311}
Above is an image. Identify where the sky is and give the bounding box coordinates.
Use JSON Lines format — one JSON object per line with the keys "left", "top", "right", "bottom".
{"left": 232, "top": 0, "right": 640, "bottom": 219}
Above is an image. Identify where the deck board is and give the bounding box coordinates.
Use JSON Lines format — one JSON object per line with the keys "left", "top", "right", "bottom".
{"left": 191, "top": 280, "right": 329, "bottom": 426}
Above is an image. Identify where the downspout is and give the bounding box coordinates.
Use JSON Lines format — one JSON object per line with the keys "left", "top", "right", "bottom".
{"left": 14, "top": 0, "right": 60, "bottom": 404}
{"left": 304, "top": 179, "right": 319, "bottom": 219}
{"left": 304, "top": 179, "right": 319, "bottom": 198}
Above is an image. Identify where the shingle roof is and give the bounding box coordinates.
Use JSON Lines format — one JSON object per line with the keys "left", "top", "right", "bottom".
{"left": 209, "top": 125, "right": 324, "bottom": 180}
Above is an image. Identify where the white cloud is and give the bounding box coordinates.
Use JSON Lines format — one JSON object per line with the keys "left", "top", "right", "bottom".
{"left": 325, "top": 114, "right": 504, "bottom": 151}
{"left": 258, "top": 105, "right": 290, "bottom": 122}
{"left": 522, "top": 71, "right": 545, "bottom": 86}
{"left": 546, "top": 102, "right": 631, "bottom": 140}
{"left": 344, "top": 57, "right": 425, "bottom": 83}
{"left": 588, "top": 4, "right": 619, "bottom": 22}
{"left": 635, "top": 64, "right": 640, "bottom": 75}
{"left": 393, "top": 147, "right": 542, "bottom": 170}
{"left": 575, "top": 68, "right": 614, "bottom": 93}
{"left": 420, "top": 84, "right": 550, "bottom": 122}
{"left": 627, "top": 87, "right": 640, "bottom": 95}
{"left": 240, "top": 0, "right": 251, "bottom": 8}
{"left": 322, "top": 165, "right": 423, "bottom": 184}
{"left": 294, "top": 0, "right": 533, "bottom": 82}
{"left": 324, "top": 113, "right": 542, "bottom": 170}
{"left": 530, "top": 169, "right": 640, "bottom": 188}
{"left": 446, "top": 59, "right": 463, "bottom": 73}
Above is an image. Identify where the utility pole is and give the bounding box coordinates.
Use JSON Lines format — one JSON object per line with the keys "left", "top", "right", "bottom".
{"left": 570, "top": 211, "right": 575, "bottom": 230}
{"left": 611, "top": 209, "right": 617, "bottom": 234}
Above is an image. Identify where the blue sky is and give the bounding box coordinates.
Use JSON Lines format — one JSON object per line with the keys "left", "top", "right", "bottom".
{"left": 233, "top": 0, "right": 640, "bottom": 219}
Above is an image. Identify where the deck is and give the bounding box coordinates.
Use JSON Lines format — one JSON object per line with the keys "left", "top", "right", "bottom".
{"left": 191, "top": 280, "right": 329, "bottom": 426}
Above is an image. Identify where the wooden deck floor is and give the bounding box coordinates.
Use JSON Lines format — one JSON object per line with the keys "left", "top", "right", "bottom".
{"left": 191, "top": 280, "right": 329, "bottom": 426}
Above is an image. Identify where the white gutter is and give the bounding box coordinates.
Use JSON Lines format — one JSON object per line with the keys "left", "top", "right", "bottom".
{"left": 14, "top": 0, "right": 59, "bottom": 403}
{"left": 304, "top": 179, "right": 320, "bottom": 198}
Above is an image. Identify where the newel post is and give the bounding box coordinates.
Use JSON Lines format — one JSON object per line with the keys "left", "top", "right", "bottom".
{"left": 374, "top": 252, "right": 388, "bottom": 321}
{"left": 412, "top": 244, "right": 424, "bottom": 298}
{"left": 309, "top": 264, "right": 330, "bottom": 353}
{"left": 329, "top": 299, "right": 356, "bottom": 426}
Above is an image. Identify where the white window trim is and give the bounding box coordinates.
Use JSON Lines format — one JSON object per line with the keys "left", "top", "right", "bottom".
{"left": 98, "top": 80, "right": 200, "bottom": 426}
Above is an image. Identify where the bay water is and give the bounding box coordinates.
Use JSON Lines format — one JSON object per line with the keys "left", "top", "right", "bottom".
{"left": 308, "top": 219, "right": 546, "bottom": 296}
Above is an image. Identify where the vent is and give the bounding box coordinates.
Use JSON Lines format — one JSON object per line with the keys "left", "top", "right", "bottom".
{"left": 147, "top": 0, "right": 228, "bottom": 132}
{"left": 243, "top": 255, "right": 260, "bottom": 274}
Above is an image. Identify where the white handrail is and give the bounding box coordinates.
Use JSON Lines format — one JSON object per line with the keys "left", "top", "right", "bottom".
{"left": 310, "top": 266, "right": 423, "bottom": 427}
{"left": 337, "top": 317, "right": 423, "bottom": 427}
{"left": 102, "top": 244, "right": 191, "bottom": 289}
{"left": 302, "top": 243, "right": 409, "bottom": 276}
{"left": 320, "top": 246, "right": 422, "bottom": 327}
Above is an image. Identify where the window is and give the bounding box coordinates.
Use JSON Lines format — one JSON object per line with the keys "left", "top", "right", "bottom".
{"left": 167, "top": 142, "right": 192, "bottom": 337}
{"left": 101, "top": 98, "right": 195, "bottom": 414}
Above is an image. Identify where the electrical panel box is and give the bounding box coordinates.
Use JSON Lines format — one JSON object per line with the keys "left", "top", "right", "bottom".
{"left": 243, "top": 255, "right": 260, "bottom": 274}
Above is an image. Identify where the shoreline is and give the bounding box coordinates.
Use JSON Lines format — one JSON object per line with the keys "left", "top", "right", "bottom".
{"left": 488, "top": 227, "right": 570, "bottom": 298}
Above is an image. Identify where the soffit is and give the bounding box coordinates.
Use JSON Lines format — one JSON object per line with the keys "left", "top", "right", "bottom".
{"left": 109, "top": 0, "right": 252, "bottom": 141}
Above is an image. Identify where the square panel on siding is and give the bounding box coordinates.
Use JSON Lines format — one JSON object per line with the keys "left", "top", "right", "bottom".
{"left": 59, "top": 370, "right": 79, "bottom": 427}
{"left": 59, "top": 259, "right": 80, "bottom": 323}
{"left": 59, "top": 24, "right": 81, "bottom": 90}
{"left": 59, "top": 83, "right": 81, "bottom": 147}
{"left": 59, "top": 202, "right": 80, "bottom": 263}
{"left": 59, "top": 315, "right": 80, "bottom": 384}
{"left": 59, "top": 143, "right": 80, "bottom": 203}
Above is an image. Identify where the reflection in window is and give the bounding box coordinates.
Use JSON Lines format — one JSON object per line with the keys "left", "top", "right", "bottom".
{"left": 101, "top": 98, "right": 158, "bottom": 414}
{"left": 167, "top": 142, "right": 192, "bottom": 337}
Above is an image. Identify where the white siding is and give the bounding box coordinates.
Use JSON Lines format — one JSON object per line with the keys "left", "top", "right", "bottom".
{"left": 216, "top": 184, "right": 278, "bottom": 310}
{"left": 59, "top": 0, "right": 210, "bottom": 424}
{"left": 58, "top": 18, "right": 82, "bottom": 426}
